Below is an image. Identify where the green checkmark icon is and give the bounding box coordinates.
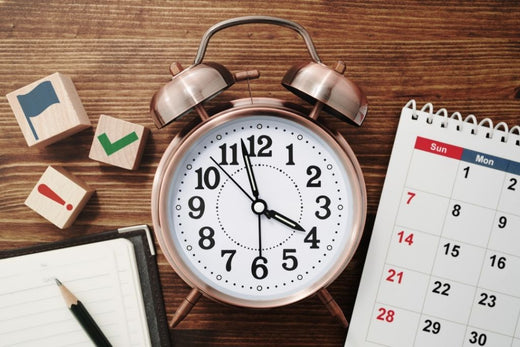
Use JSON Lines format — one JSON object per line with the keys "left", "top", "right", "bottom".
{"left": 97, "top": 131, "right": 139, "bottom": 156}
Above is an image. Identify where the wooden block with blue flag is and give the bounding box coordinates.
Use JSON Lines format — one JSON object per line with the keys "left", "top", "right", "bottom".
{"left": 6, "top": 72, "right": 91, "bottom": 147}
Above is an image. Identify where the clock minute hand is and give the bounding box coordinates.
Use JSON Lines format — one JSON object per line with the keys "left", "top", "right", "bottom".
{"left": 240, "top": 139, "right": 259, "bottom": 198}
{"left": 264, "top": 209, "right": 305, "bottom": 232}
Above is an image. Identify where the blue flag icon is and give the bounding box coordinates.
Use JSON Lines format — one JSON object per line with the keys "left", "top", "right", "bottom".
{"left": 16, "top": 80, "right": 60, "bottom": 140}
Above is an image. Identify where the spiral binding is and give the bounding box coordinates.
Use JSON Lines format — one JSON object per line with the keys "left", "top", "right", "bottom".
{"left": 405, "top": 99, "right": 520, "bottom": 145}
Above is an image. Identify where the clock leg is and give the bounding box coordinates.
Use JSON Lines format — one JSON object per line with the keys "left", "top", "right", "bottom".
{"left": 169, "top": 288, "right": 202, "bottom": 328}
{"left": 317, "top": 288, "right": 349, "bottom": 329}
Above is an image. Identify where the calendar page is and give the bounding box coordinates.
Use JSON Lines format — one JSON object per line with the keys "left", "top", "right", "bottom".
{"left": 345, "top": 100, "right": 520, "bottom": 347}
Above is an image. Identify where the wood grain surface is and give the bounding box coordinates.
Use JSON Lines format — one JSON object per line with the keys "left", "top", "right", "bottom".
{"left": 0, "top": 1, "right": 518, "bottom": 346}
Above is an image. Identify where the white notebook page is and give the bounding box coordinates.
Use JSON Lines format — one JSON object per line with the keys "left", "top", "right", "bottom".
{"left": 0, "top": 238, "right": 151, "bottom": 347}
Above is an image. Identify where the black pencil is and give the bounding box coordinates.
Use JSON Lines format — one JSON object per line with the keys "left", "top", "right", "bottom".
{"left": 55, "top": 278, "right": 112, "bottom": 347}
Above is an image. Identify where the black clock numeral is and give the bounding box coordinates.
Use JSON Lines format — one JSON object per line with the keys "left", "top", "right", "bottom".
{"left": 221, "top": 249, "right": 236, "bottom": 272}
{"left": 282, "top": 249, "right": 298, "bottom": 271}
{"left": 198, "top": 226, "right": 215, "bottom": 250}
{"left": 218, "top": 143, "right": 239, "bottom": 165}
{"left": 306, "top": 165, "right": 321, "bottom": 187}
{"left": 304, "top": 226, "right": 320, "bottom": 249}
{"left": 285, "top": 144, "right": 295, "bottom": 165}
{"left": 195, "top": 166, "right": 220, "bottom": 190}
{"left": 188, "top": 196, "right": 205, "bottom": 219}
{"left": 315, "top": 195, "right": 331, "bottom": 219}
{"left": 246, "top": 135, "right": 272, "bottom": 157}
{"left": 251, "top": 256, "right": 268, "bottom": 279}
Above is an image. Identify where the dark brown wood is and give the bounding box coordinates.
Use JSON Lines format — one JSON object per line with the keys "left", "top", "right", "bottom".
{"left": 0, "top": 1, "right": 518, "bottom": 346}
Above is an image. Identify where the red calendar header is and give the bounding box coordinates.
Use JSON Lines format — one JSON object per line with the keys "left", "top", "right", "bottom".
{"left": 414, "top": 136, "right": 463, "bottom": 160}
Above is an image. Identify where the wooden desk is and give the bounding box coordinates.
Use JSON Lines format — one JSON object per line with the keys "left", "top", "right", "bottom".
{"left": 1, "top": 1, "right": 518, "bottom": 345}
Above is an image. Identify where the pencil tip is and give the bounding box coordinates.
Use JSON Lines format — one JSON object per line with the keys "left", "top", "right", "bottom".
{"left": 55, "top": 278, "right": 62, "bottom": 286}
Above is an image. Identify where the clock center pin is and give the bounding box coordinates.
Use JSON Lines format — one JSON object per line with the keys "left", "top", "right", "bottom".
{"left": 252, "top": 199, "right": 267, "bottom": 215}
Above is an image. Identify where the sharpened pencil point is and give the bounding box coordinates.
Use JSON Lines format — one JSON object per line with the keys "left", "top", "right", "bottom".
{"left": 55, "top": 278, "right": 112, "bottom": 346}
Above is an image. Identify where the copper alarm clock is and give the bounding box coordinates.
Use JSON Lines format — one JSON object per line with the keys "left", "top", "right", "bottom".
{"left": 150, "top": 16, "right": 367, "bottom": 327}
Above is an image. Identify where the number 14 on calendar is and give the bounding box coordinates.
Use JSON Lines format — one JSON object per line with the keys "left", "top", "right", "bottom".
{"left": 367, "top": 136, "right": 520, "bottom": 347}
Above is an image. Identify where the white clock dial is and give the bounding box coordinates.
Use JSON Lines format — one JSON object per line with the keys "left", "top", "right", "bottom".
{"left": 157, "top": 111, "right": 364, "bottom": 307}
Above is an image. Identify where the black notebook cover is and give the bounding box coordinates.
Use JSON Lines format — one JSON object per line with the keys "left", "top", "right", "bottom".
{"left": 0, "top": 224, "right": 171, "bottom": 347}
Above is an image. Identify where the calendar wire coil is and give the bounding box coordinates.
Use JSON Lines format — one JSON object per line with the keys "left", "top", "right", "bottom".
{"left": 405, "top": 99, "right": 520, "bottom": 145}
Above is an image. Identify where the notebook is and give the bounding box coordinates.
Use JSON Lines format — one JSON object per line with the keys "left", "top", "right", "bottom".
{"left": 0, "top": 225, "right": 170, "bottom": 347}
{"left": 345, "top": 100, "right": 520, "bottom": 347}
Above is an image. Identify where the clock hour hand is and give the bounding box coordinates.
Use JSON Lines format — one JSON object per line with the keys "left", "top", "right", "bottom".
{"left": 264, "top": 209, "right": 305, "bottom": 232}
{"left": 240, "top": 139, "right": 259, "bottom": 199}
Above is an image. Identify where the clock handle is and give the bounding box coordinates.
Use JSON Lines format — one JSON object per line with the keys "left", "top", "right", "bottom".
{"left": 169, "top": 288, "right": 202, "bottom": 328}
{"left": 193, "top": 15, "right": 322, "bottom": 65}
{"left": 317, "top": 288, "right": 349, "bottom": 329}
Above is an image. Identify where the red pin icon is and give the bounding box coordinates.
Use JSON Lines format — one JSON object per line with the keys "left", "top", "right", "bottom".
{"left": 37, "top": 184, "right": 73, "bottom": 210}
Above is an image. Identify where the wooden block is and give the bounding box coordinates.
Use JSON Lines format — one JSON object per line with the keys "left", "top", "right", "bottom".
{"left": 5, "top": 72, "right": 91, "bottom": 147}
{"left": 89, "top": 114, "right": 149, "bottom": 170}
{"left": 25, "top": 166, "right": 94, "bottom": 229}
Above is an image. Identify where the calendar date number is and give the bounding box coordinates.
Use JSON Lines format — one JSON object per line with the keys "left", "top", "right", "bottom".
{"left": 397, "top": 230, "right": 414, "bottom": 246}
{"left": 376, "top": 307, "right": 395, "bottom": 323}
{"left": 422, "top": 319, "right": 441, "bottom": 334}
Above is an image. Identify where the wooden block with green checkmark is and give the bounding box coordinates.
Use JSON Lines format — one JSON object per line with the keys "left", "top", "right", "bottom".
{"left": 89, "top": 114, "right": 149, "bottom": 170}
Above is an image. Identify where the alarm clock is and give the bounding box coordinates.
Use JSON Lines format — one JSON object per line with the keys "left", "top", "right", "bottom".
{"left": 150, "top": 16, "right": 367, "bottom": 328}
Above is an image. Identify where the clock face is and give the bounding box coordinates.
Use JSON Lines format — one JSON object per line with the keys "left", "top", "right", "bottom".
{"left": 155, "top": 108, "right": 365, "bottom": 307}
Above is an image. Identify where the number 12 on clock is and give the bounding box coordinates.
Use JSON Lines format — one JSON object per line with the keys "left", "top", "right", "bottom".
{"left": 345, "top": 101, "right": 520, "bottom": 347}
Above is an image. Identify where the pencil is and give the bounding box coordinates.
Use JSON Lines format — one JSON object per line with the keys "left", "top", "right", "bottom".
{"left": 55, "top": 278, "right": 112, "bottom": 347}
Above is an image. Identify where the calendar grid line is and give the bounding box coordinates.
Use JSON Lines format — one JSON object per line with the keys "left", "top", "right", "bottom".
{"left": 346, "top": 104, "right": 520, "bottom": 347}
{"left": 378, "top": 145, "right": 520, "bottom": 346}
{"left": 365, "top": 336, "right": 392, "bottom": 347}
{"left": 411, "top": 149, "right": 464, "bottom": 347}
{"left": 366, "top": 137, "right": 421, "bottom": 345}
{"left": 400, "top": 185, "right": 520, "bottom": 220}
{"left": 382, "top": 261, "right": 520, "bottom": 302}
{"left": 462, "top": 165, "right": 518, "bottom": 345}
{"left": 371, "top": 300, "right": 519, "bottom": 343}
{"left": 368, "top": 142, "right": 520, "bottom": 346}
{"left": 393, "top": 222, "right": 520, "bottom": 259}
{"left": 512, "top": 311, "right": 520, "bottom": 343}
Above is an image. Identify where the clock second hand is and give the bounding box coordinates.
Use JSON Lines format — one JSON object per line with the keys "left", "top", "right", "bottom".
{"left": 257, "top": 213, "right": 263, "bottom": 257}
{"left": 210, "top": 156, "right": 254, "bottom": 201}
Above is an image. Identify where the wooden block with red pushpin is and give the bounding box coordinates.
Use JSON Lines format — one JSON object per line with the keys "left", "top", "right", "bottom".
{"left": 25, "top": 166, "right": 94, "bottom": 229}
